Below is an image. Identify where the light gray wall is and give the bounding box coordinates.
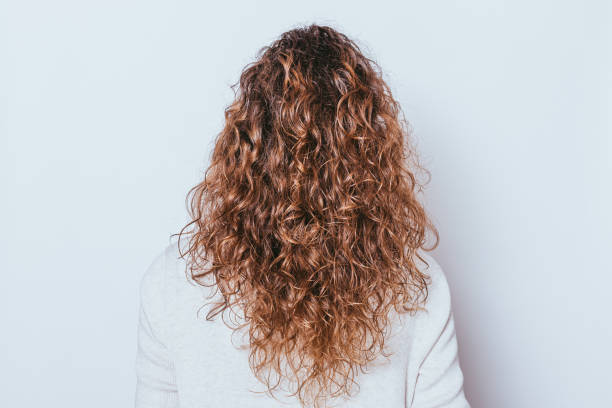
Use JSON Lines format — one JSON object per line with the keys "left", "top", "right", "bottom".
{"left": 1, "top": 1, "right": 610, "bottom": 407}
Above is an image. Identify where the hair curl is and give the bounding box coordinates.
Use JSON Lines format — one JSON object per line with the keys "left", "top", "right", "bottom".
{"left": 175, "top": 23, "right": 439, "bottom": 408}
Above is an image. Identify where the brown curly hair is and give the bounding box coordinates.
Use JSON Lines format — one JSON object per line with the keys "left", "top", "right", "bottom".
{"left": 175, "top": 23, "right": 439, "bottom": 408}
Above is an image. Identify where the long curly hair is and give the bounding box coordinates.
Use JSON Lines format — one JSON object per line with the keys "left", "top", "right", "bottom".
{"left": 175, "top": 23, "right": 440, "bottom": 408}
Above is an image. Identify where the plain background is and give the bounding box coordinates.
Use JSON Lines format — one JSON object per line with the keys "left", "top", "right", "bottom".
{"left": 1, "top": 1, "right": 610, "bottom": 407}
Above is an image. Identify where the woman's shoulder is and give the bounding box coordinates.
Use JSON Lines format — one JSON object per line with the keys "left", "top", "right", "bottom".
{"left": 414, "top": 249, "right": 454, "bottom": 315}
{"left": 140, "top": 236, "right": 209, "bottom": 281}
{"left": 139, "top": 240, "right": 185, "bottom": 290}
{"left": 138, "top": 240, "right": 203, "bottom": 319}
{"left": 138, "top": 243, "right": 457, "bottom": 339}
{"left": 140, "top": 244, "right": 455, "bottom": 310}
{"left": 407, "top": 249, "right": 458, "bottom": 359}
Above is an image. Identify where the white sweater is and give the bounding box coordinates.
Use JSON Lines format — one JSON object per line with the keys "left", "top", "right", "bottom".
{"left": 135, "top": 241, "right": 470, "bottom": 408}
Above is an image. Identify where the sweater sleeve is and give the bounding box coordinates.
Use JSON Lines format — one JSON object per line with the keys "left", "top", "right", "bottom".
{"left": 410, "top": 258, "right": 470, "bottom": 408}
{"left": 135, "top": 249, "right": 180, "bottom": 408}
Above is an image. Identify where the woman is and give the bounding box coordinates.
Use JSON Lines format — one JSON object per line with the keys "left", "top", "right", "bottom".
{"left": 135, "top": 24, "right": 470, "bottom": 408}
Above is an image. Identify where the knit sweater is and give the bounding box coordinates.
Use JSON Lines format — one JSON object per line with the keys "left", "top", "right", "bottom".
{"left": 134, "top": 241, "right": 470, "bottom": 408}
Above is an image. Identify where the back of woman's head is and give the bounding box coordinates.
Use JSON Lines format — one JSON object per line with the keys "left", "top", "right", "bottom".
{"left": 177, "top": 23, "right": 439, "bottom": 408}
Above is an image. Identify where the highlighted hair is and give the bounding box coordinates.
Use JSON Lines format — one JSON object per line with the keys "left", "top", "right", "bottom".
{"left": 176, "top": 23, "right": 439, "bottom": 408}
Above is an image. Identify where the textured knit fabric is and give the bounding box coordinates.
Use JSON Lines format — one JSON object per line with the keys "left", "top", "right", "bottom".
{"left": 135, "top": 241, "right": 470, "bottom": 408}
